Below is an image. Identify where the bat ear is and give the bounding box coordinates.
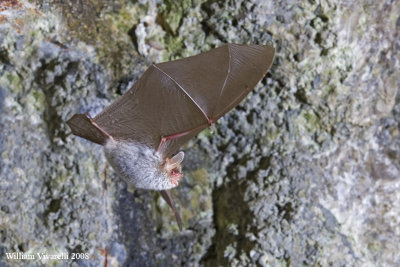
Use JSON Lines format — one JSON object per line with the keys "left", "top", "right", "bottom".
{"left": 170, "top": 151, "right": 184, "bottom": 165}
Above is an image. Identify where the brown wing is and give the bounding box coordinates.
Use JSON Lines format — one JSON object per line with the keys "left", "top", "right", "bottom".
{"left": 67, "top": 44, "right": 275, "bottom": 157}
{"left": 157, "top": 44, "right": 275, "bottom": 122}
{"left": 67, "top": 113, "right": 108, "bottom": 145}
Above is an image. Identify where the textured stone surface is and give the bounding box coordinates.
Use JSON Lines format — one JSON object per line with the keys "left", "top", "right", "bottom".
{"left": 0, "top": 0, "right": 399, "bottom": 266}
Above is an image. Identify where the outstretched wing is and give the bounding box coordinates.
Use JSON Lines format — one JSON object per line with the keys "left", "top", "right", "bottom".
{"left": 68, "top": 44, "right": 275, "bottom": 157}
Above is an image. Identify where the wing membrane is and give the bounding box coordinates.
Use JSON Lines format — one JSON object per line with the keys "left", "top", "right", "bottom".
{"left": 94, "top": 65, "right": 207, "bottom": 153}
{"left": 69, "top": 44, "right": 275, "bottom": 157}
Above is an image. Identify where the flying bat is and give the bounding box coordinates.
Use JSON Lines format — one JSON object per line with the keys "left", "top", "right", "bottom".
{"left": 67, "top": 44, "right": 275, "bottom": 230}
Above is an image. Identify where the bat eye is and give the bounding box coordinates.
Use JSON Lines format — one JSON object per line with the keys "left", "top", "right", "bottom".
{"left": 170, "top": 169, "right": 181, "bottom": 176}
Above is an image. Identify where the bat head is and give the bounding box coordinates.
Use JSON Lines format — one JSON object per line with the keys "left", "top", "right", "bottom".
{"left": 104, "top": 140, "right": 183, "bottom": 190}
{"left": 163, "top": 152, "right": 184, "bottom": 186}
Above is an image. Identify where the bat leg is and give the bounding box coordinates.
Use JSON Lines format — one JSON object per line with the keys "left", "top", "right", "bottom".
{"left": 99, "top": 247, "right": 109, "bottom": 267}
{"left": 85, "top": 112, "right": 114, "bottom": 141}
{"left": 160, "top": 190, "right": 182, "bottom": 231}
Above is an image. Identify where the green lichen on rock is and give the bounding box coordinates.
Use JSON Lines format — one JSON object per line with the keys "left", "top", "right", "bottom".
{"left": 202, "top": 178, "right": 257, "bottom": 267}
{"left": 157, "top": 0, "right": 191, "bottom": 35}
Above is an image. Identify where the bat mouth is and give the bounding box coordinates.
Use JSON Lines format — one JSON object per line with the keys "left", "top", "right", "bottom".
{"left": 168, "top": 168, "right": 183, "bottom": 187}
{"left": 170, "top": 168, "right": 183, "bottom": 179}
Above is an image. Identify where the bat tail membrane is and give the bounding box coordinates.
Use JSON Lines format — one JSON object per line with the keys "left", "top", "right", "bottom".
{"left": 66, "top": 114, "right": 110, "bottom": 145}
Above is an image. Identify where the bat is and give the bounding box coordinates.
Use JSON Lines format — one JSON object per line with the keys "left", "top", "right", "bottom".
{"left": 67, "top": 44, "right": 275, "bottom": 230}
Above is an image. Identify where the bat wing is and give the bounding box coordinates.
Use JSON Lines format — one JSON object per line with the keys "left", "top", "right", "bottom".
{"left": 68, "top": 44, "right": 275, "bottom": 157}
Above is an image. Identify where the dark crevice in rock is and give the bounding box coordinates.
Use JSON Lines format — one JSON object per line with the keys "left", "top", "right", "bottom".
{"left": 200, "top": 20, "right": 228, "bottom": 43}
{"left": 116, "top": 185, "right": 157, "bottom": 267}
{"left": 200, "top": 1, "right": 228, "bottom": 43}
{"left": 155, "top": 13, "right": 176, "bottom": 37}
{"left": 44, "top": 198, "right": 62, "bottom": 217}
{"left": 127, "top": 24, "right": 139, "bottom": 54}
{"left": 0, "top": 48, "right": 11, "bottom": 66}
{"left": 116, "top": 184, "right": 195, "bottom": 266}
{"left": 35, "top": 58, "right": 78, "bottom": 146}
{"left": 41, "top": 175, "right": 63, "bottom": 230}
{"left": 201, "top": 178, "right": 257, "bottom": 266}
{"left": 294, "top": 88, "right": 309, "bottom": 104}
{"left": 277, "top": 202, "right": 294, "bottom": 222}
{"left": 116, "top": 185, "right": 193, "bottom": 266}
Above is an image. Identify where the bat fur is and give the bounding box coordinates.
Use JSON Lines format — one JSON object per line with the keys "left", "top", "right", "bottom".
{"left": 104, "top": 139, "right": 177, "bottom": 190}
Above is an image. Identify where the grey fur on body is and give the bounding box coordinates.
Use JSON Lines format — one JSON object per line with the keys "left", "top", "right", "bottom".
{"left": 104, "top": 139, "right": 176, "bottom": 190}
